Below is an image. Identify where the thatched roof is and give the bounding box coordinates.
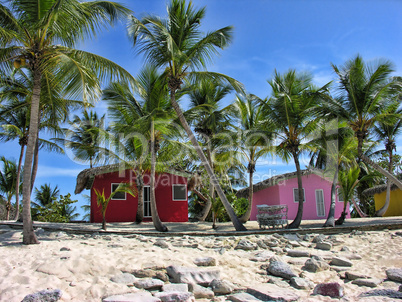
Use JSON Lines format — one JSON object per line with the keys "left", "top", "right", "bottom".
{"left": 362, "top": 183, "right": 400, "bottom": 197}
{"left": 74, "top": 164, "right": 192, "bottom": 194}
{"left": 236, "top": 168, "right": 329, "bottom": 198}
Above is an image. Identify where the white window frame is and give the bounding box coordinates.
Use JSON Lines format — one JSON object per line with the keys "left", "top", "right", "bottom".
{"left": 111, "top": 183, "right": 126, "bottom": 200}
{"left": 337, "top": 187, "right": 344, "bottom": 203}
{"left": 293, "top": 188, "right": 305, "bottom": 203}
{"left": 143, "top": 186, "right": 151, "bottom": 218}
{"left": 315, "top": 189, "right": 326, "bottom": 217}
{"left": 172, "top": 184, "right": 187, "bottom": 201}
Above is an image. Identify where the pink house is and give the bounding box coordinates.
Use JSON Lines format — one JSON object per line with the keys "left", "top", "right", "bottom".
{"left": 237, "top": 169, "right": 349, "bottom": 221}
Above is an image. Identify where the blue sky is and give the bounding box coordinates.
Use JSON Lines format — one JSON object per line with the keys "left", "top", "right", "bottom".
{"left": 2, "top": 0, "right": 401, "bottom": 219}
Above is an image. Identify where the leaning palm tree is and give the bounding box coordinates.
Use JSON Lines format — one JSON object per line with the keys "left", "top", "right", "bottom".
{"left": 186, "top": 78, "right": 234, "bottom": 221}
{"left": 329, "top": 55, "right": 402, "bottom": 190}
{"left": 0, "top": 157, "right": 19, "bottom": 220}
{"left": 128, "top": 0, "right": 246, "bottom": 231}
{"left": 0, "top": 0, "right": 132, "bottom": 244}
{"left": 262, "top": 70, "right": 330, "bottom": 229}
{"left": 373, "top": 102, "right": 402, "bottom": 216}
{"left": 232, "top": 94, "right": 273, "bottom": 223}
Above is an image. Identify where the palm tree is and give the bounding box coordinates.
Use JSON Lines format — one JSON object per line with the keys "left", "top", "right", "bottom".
{"left": 61, "top": 110, "right": 108, "bottom": 168}
{"left": 262, "top": 70, "right": 330, "bottom": 229}
{"left": 128, "top": 0, "right": 246, "bottom": 231}
{"left": 329, "top": 55, "right": 402, "bottom": 190}
{"left": 373, "top": 102, "right": 402, "bottom": 216}
{"left": 186, "top": 78, "right": 234, "bottom": 221}
{"left": 105, "top": 66, "right": 179, "bottom": 231}
{"left": 232, "top": 94, "right": 272, "bottom": 223}
{"left": 309, "top": 124, "right": 358, "bottom": 227}
{"left": 0, "top": 0, "right": 132, "bottom": 244}
{"left": 33, "top": 183, "right": 60, "bottom": 208}
{"left": 0, "top": 156, "right": 19, "bottom": 220}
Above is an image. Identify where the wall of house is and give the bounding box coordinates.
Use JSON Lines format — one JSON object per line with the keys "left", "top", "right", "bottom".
{"left": 249, "top": 173, "right": 349, "bottom": 221}
{"left": 249, "top": 186, "right": 280, "bottom": 220}
{"left": 90, "top": 170, "right": 188, "bottom": 223}
{"left": 374, "top": 189, "right": 402, "bottom": 216}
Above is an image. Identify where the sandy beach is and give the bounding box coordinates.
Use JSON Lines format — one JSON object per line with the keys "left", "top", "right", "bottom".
{"left": 0, "top": 219, "right": 401, "bottom": 302}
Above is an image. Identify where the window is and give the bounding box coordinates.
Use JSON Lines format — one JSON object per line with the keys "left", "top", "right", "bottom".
{"left": 143, "top": 186, "right": 151, "bottom": 217}
{"left": 111, "top": 183, "right": 126, "bottom": 200}
{"left": 172, "top": 184, "right": 187, "bottom": 201}
{"left": 337, "top": 188, "right": 344, "bottom": 203}
{"left": 293, "top": 188, "right": 305, "bottom": 203}
{"left": 315, "top": 189, "right": 326, "bottom": 217}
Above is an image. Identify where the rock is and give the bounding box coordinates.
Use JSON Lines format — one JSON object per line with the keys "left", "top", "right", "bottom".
{"left": 210, "top": 279, "right": 235, "bottom": 295}
{"left": 359, "top": 289, "right": 402, "bottom": 299}
{"left": 268, "top": 276, "right": 291, "bottom": 288}
{"left": 345, "top": 271, "right": 368, "bottom": 280}
{"left": 131, "top": 269, "right": 168, "bottom": 282}
{"left": 330, "top": 256, "right": 353, "bottom": 267}
{"left": 235, "top": 239, "right": 258, "bottom": 251}
{"left": 133, "top": 278, "right": 164, "bottom": 290}
{"left": 162, "top": 283, "right": 188, "bottom": 292}
{"left": 343, "top": 253, "right": 363, "bottom": 260}
{"left": 313, "top": 282, "right": 344, "bottom": 298}
{"left": 256, "top": 240, "right": 268, "bottom": 249}
{"left": 166, "top": 266, "right": 220, "bottom": 286}
{"left": 60, "top": 247, "right": 71, "bottom": 251}
{"left": 34, "top": 228, "right": 45, "bottom": 236}
{"left": 352, "top": 278, "right": 382, "bottom": 287}
{"left": 249, "top": 251, "right": 274, "bottom": 262}
{"left": 315, "top": 241, "right": 332, "bottom": 251}
{"left": 341, "top": 246, "right": 350, "bottom": 252}
{"left": 270, "top": 247, "right": 284, "bottom": 254}
{"left": 103, "top": 292, "right": 161, "bottom": 302}
{"left": 247, "top": 283, "right": 299, "bottom": 302}
{"left": 287, "top": 250, "right": 310, "bottom": 257}
{"left": 153, "top": 291, "right": 194, "bottom": 302}
{"left": 399, "top": 284, "right": 402, "bottom": 292}
{"left": 21, "top": 289, "right": 62, "bottom": 302}
{"left": 154, "top": 239, "right": 170, "bottom": 249}
{"left": 110, "top": 273, "right": 136, "bottom": 284}
{"left": 290, "top": 277, "right": 314, "bottom": 290}
{"left": 194, "top": 257, "right": 216, "bottom": 267}
{"left": 56, "top": 232, "right": 67, "bottom": 238}
{"left": 302, "top": 234, "right": 314, "bottom": 242}
{"left": 227, "top": 292, "right": 262, "bottom": 301}
{"left": 188, "top": 283, "right": 214, "bottom": 299}
{"left": 283, "top": 234, "right": 300, "bottom": 241}
{"left": 302, "top": 258, "right": 329, "bottom": 273}
{"left": 312, "top": 234, "right": 326, "bottom": 243}
{"left": 386, "top": 268, "right": 402, "bottom": 282}
{"left": 102, "top": 235, "right": 112, "bottom": 241}
{"left": 267, "top": 256, "right": 297, "bottom": 280}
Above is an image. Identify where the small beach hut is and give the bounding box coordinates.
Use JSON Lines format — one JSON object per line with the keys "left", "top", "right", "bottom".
{"left": 237, "top": 169, "right": 348, "bottom": 221}
{"left": 75, "top": 164, "right": 191, "bottom": 223}
{"left": 363, "top": 184, "right": 402, "bottom": 216}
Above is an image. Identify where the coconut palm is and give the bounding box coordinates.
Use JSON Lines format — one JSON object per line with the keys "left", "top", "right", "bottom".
{"left": 373, "top": 101, "right": 402, "bottom": 216}
{"left": 128, "top": 0, "right": 246, "bottom": 231}
{"left": 0, "top": 0, "right": 132, "bottom": 244}
{"left": 309, "top": 124, "right": 358, "bottom": 227}
{"left": 329, "top": 55, "right": 402, "bottom": 190}
{"left": 232, "top": 94, "right": 273, "bottom": 223}
{"left": 60, "top": 110, "right": 109, "bottom": 168}
{"left": 0, "top": 156, "right": 19, "bottom": 220}
{"left": 105, "top": 66, "right": 180, "bottom": 231}
{"left": 262, "top": 69, "right": 330, "bottom": 229}
{"left": 33, "top": 183, "right": 60, "bottom": 208}
{"left": 186, "top": 79, "right": 234, "bottom": 221}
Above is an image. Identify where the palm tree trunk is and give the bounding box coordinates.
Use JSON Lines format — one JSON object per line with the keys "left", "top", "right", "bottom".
{"left": 134, "top": 170, "right": 144, "bottom": 224}
{"left": 169, "top": 91, "right": 246, "bottom": 231}
{"left": 6, "top": 196, "right": 11, "bottom": 220}
{"left": 30, "top": 137, "right": 39, "bottom": 194}
{"left": 102, "top": 216, "right": 107, "bottom": 231}
{"left": 22, "top": 68, "right": 40, "bottom": 245}
{"left": 358, "top": 138, "right": 402, "bottom": 190}
{"left": 375, "top": 151, "right": 393, "bottom": 217}
{"left": 239, "top": 167, "right": 254, "bottom": 223}
{"left": 288, "top": 153, "right": 304, "bottom": 229}
{"left": 193, "top": 189, "right": 208, "bottom": 203}
{"left": 13, "top": 144, "right": 25, "bottom": 221}
{"left": 351, "top": 197, "right": 368, "bottom": 218}
{"left": 197, "top": 149, "right": 214, "bottom": 221}
{"left": 150, "top": 120, "right": 168, "bottom": 232}
{"left": 323, "top": 167, "right": 338, "bottom": 227}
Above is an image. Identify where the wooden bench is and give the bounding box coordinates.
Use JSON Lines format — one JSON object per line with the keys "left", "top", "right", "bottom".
{"left": 256, "top": 204, "right": 288, "bottom": 229}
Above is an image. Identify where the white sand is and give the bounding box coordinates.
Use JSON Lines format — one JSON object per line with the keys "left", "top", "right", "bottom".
{"left": 0, "top": 226, "right": 401, "bottom": 302}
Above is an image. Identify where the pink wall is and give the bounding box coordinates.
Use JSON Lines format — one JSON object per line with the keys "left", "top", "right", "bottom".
{"left": 250, "top": 173, "right": 349, "bottom": 221}
{"left": 90, "top": 170, "right": 188, "bottom": 223}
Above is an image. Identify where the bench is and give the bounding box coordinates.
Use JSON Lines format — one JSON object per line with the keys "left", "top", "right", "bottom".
{"left": 256, "top": 204, "right": 288, "bottom": 229}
